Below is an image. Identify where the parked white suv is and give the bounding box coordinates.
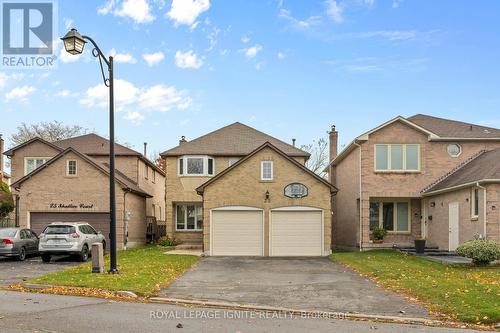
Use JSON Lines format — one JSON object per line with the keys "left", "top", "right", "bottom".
{"left": 39, "top": 222, "right": 106, "bottom": 263}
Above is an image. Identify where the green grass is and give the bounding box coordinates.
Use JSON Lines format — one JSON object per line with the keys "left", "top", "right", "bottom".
{"left": 330, "top": 250, "right": 499, "bottom": 324}
{"left": 29, "top": 246, "right": 200, "bottom": 296}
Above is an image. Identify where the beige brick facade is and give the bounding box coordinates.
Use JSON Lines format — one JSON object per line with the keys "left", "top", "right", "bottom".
{"left": 201, "top": 147, "right": 332, "bottom": 256}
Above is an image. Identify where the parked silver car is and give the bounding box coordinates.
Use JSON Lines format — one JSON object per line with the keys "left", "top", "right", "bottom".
{"left": 0, "top": 228, "right": 39, "bottom": 261}
{"left": 39, "top": 222, "right": 106, "bottom": 263}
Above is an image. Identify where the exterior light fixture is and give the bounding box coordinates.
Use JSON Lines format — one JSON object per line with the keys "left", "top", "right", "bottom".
{"left": 61, "top": 28, "right": 86, "bottom": 55}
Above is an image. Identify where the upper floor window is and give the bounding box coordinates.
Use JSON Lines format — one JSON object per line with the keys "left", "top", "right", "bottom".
{"left": 472, "top": 188, "right": 479, "bottom": 218}
{"left": 66, "top": 160, "right": 77, "bottom": 176}
{"left": 152, "top": 169, "right": 156, "bottom": 183}
{"left": 178, "top": 156, "right": 214, "bottom": 176}
{"left": 25, "top": 157, "right": 49, "bottom": 175}
{"left": 447, "top": 144, "right": 461, "bottom": 157}
{"left": 145, "top": 165, "right": 149, "bottom": 179}
{"left": 261, "top": 161, "right": 273, "bottom": 180}
{"left": 375, "top": 144, "right": 420, "bottom": 172}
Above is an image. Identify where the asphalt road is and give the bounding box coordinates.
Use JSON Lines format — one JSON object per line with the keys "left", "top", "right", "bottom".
{"left": 0, "top": 255, "right": 78, "bottom": 286}
{"left": 0, "top": 291, "right": 491, "bottom": 333}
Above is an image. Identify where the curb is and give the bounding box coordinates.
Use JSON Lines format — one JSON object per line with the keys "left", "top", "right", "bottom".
{"left": 148, "top": 296, "right": 439, "bottom": 326}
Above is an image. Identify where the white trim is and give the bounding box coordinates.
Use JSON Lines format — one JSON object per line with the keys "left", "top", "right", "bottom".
{"left": 269, "top": 207, "right": 325, "bottom": 256}
{"left": 369, "top": 199, "right": 412, "bottom": 233}
{"left": 446, "top": 143, "right": 462, "bottom": 157}
{"left": 357, "top": 116, "right": 439, "bottom": 141}
{"left": 24, "top": 157, "right": 51, "bottom": 175}
{"left": 177, "top": 155, "right": 215, "bottom": 177}
{"left": 422, "top": 179, "right": 500, "bottom": 196}
{"left": 175, "top": 203, "right": 203, "bottom": 231}
{"left": 209, "top": 206, "right": 264, "bottom": 256}
{"left": 430, "top": 137, "right": 500, "bottom": 142}
{"left": 261, "top": 160, "right": 273, "bottom": 180}
{"left": 471, "top": 187, "right": 479, "bottom": 219}
{"left": 66, "top": 159, "right": 78, "bottom": 177}
{"left": 374, "top": 144, "right": 420, "bottom": 172}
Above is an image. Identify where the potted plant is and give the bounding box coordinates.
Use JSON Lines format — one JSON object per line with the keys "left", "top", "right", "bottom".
{"left": 414, "top": 236, "right": 426, "bottom": 254}
{"left": 372, "top": 227, "right": 387, "bottom": 244}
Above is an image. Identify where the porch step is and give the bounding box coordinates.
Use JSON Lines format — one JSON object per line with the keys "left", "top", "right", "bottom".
{"left": 398, "top": 246, "right": 456, "bottom": 256}
{"left": 175, "top": 243, "right": 203, "bottom": 250}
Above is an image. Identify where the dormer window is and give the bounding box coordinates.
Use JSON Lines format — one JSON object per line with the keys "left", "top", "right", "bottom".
{"left": 178, "top": 156, "right": 215, "bottom": 176}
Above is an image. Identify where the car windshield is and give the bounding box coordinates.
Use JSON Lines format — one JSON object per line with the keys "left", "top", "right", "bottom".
{"left": 0, "top": 228, "right": 17, "bottom": 238}
{"left": 43, "top": 225, "right": 76, "bottom": 235}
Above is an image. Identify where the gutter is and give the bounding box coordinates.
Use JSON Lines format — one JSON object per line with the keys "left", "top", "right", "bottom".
{"left": 422, "top": 179, "right": 500, "bottom": 196}
{"left": 476, "top": 182, "right": 487, "bottom": 239}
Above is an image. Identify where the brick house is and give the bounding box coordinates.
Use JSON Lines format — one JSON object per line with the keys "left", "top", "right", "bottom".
{"left": 4, "top": 134, "right": 165, "bottom": 248}
{"left": 161, "top": 122, "right": 336, "bottom": 256}
{"left": 327, "top": 114, "right": 500, "bottom": 250}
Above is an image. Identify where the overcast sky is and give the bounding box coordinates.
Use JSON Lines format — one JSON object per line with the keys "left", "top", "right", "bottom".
{"left": 1, "top": 0, "right": 500, "bottom": 161}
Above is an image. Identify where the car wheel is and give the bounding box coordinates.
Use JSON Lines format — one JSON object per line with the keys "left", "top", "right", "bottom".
{"left": 79, "top": 245, "right": 89, "bottom": 262}
{"left": 17, "top": 247, "right": 26, "bottom": 261}
{"left": 102, "top": 241, "right": 106, "bottom": 255}
{"left": 41, "top": 254, "right": 51, "bottom": 263}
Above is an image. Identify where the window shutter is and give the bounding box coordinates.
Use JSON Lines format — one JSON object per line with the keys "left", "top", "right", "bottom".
{"left": 179, "top": 158, "right": 184, "bottom": 175}
{"left": 208, "top": 158, "right": 214, "bottom": 175}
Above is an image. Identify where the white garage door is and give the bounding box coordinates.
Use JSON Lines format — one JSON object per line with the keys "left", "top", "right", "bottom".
{"left": 211, "top": 209, "right": 263, "bottom": 256}
{"left": 270, "top": 209, "right": 323, "bottom": 256}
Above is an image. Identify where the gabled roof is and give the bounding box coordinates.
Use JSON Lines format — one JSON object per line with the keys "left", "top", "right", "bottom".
{"left": 423, "top": 148, "right": 500, "bottom": 195}
{"left": 4, "top": 133, "right": 165, "bottom": 176}
{"left": 408, "top": 114, "right": 500, "bottom": 139}
{"left": 328, "top": 114, "right": 500, "bottom": 168}
{"left": 161, "top": 122, "right": 310, "bottom": 158}
{"left": 196, "top": 142, "right": 337, "bottom": 194}
{"left": 3, "top": 137, "right": 63, "bottom": 156}
{"left": 11, "top": 147, "right": 152, "bottom": 197}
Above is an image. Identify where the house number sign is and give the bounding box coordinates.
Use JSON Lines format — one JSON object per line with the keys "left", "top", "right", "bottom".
{"left": 284, "top": 183, "right": 308, "bottom": 198}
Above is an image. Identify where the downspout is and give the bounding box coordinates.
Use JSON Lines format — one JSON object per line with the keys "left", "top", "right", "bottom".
{"left": 354, "top": 141, "right": 363, "bottom": 251}
{"left": 476, "top": 182, "right": 487, "bottom": 239}
{"left": 123, "top": 190, "right": 128, "bottom": 250}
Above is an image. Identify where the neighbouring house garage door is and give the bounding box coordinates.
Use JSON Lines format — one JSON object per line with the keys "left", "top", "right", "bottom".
{"left": 211, "top": 209, "right": 263, "bottom": 256}
{"left": 30, "top": 212, "right": 110, "bottom": 243}
{"left": 270, "top": 209, "right": 323, "bottom": 256}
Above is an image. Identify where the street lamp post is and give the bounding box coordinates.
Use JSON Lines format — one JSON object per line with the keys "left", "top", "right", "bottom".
{"left": 61, "top": 28, "right": 118, "bottom": 274}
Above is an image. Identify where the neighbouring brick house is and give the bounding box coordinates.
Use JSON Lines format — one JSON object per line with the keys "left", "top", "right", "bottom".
{"left": 327, "top": 114, "right": 500, "bottom": 250}
{"left": 161, "top": 123, "right": 336, "bottom": 256}
{"left": 4, "top": 134, "right": 165, "bottom": 248}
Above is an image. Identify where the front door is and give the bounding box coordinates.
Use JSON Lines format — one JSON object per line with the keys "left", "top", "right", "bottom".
{"left": 448, "top": 202, "right": 459, "bottom": 251}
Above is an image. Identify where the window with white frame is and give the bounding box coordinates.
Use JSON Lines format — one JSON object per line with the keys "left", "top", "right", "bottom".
{"left": 176, "top": 204, "right": 203, "bottom": 230}
{"left": 178, "top": 156, "right": 214, "bottom": 176}
{"left": 261, "top": 161, "right": 273, "bottom": 180}
{"left": 66, "top": 160, "right": 77, "bottom": 176}
{"left": 375, "top": 144, "right": 420, "bottom": 172}
{"left": 369, "top": 200, "right": 410, "bottom": 232}
{"left": 228, "top": 157, "right": 240, "bottom": 166}
{"left": 24, "top": 157, "right": 49, "bottom": 175}
{"left": 472, "top": 188, "right": 479, "bottom": 218}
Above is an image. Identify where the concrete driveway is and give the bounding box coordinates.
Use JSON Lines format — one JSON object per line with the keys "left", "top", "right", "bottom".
{"left": 0, "top": 255, "right": 78, "bottom": 286}
{"left": 160, "top": 257, "right": 428, "bottom": 318}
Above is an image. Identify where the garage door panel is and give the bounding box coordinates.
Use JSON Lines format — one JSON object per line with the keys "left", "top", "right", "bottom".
{"left": 212, "top": 210, "right": 263, "bottom": 256}
{"left": 271, "top": 210, "right": 322, "bottom": 257}
{"left": 30, "top": 212, "right": 111, "bottom": 243}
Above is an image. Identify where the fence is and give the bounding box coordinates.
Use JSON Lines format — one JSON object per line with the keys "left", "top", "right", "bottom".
{"left": 0, "top": 218, "right": 16, "bottom": 228}
{"left": 146, "top": 216, "right": 166, "bottom": 243}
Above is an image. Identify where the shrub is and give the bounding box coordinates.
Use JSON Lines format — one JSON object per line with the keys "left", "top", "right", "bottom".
{"left": 157, "top": 236, "right": 180, "bottom": 247}
{"left": 456, "top": 240, "right": 500, "bottom": 265}
{"left": 372, "top": 227, "right": 387, "bottom": 240}
{"left": 0, "top": 182, "right": 14, "bottom": 219}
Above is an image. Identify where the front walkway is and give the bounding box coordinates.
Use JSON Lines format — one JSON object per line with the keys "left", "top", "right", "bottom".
{"left": 160, "top": 257, "right": 428, "bottom": 318}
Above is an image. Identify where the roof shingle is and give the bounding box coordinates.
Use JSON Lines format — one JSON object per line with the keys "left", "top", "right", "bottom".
{"left": 54, "top": 133, "right": 140, "bottom": 156}
{"left": 161, "top": 122, "right": 310, "bottom": 157}
{"left": 424, "top": 148, "right": 500, "bottom": 193}
{"left": 407, "top": 114, "right": 500, "bottom": 139}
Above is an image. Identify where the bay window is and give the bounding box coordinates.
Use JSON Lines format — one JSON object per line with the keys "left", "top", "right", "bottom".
{"left": 370, "top": 200, "right": 410, "bottom": 232}
{"left": 374, "top": 144, "right": 420, "bottom": 172}
{"left": 176, "top": 204, "right": 203, "bottom": 231}
{"left": 178, "top": 156, "right": 215, "bottom": 176}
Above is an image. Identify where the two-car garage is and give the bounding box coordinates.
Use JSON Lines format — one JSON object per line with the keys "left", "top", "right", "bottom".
{"left": 210, "top": 207, "right": 324, "bottom": 257}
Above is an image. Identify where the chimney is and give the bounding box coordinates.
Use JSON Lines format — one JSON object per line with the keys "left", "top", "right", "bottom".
{"left": 292, "top": 138, "right": 296, "bottom": 147}
{"left": 0, "top": 134, "right": 4, "bottom": 180}
{"left": 328, "top": 125, "right": 338, "bottom": 185}
{"left": 143, "top": 142, "right": 147, "bottom": 157}
{"left": 179, "top": 136, "right": 187, "bottom": 145}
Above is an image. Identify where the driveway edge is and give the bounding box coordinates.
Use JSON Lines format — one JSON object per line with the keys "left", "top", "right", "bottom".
{"left": 148, "top": 296, "right": 439, "bottom": 326}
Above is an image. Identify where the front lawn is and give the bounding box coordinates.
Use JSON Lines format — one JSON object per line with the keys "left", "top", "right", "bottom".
{"left": 29, "top": 246, "right": 199, "bottom": 296}
{"left": 330, "top": 250, "right": 499, "bottom": 324}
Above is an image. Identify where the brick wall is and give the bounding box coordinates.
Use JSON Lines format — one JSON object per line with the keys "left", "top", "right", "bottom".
{"left": 9, "top": 141, "right": 60, "bottom": 184}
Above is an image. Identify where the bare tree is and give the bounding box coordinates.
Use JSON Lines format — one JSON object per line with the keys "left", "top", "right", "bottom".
{"left": 10, "top": 121, "right": 88, "bottom": 146}
{"left": 150, "top": 151, "right": 165, "bottom": 172}
{"left": 301, "top": 138, "right": 328, "bottom": 177}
